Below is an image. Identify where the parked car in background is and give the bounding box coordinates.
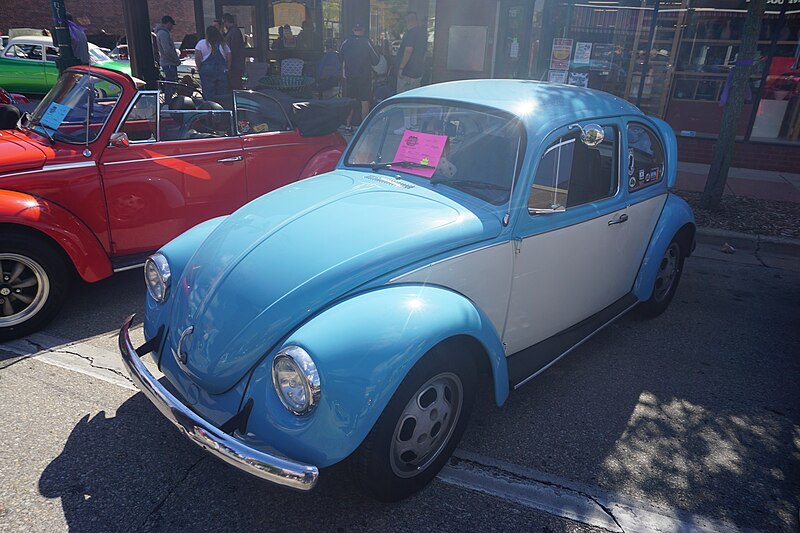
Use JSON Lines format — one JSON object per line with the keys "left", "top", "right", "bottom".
{"left": 0, "top": 35, "right": 131, "bottom": 96}
{"left": 0, "top": 85, "right": 29, "bottom": 106}
{"left": 0, "top": 66, "right": 346, "bottom": 339}
{"left": 121, "top": 80, "right": 696, "bottom": 501}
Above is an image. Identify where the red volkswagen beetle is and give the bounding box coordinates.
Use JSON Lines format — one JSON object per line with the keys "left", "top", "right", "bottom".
{"left": 0, "top": 66, "right": 346, "bottom": 339}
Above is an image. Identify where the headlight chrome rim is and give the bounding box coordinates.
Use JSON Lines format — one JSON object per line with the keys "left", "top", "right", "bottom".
{"left": 144, "top": 253, "right": 171, "bottom": 303}
{"left": 272, "top": 346, "right": 321, "bottom": 416}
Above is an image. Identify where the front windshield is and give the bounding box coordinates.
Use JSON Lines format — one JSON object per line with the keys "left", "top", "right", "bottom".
{"left": 346, "top": 102, "right": 523, "bottom": 205}
{"left": 26, "top": 72, "right": 121, "bottom": 144}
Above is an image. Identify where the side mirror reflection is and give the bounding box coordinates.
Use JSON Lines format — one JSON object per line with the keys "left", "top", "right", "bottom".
{"left": 569, "top": 123, "right": 605, "bottom": 147}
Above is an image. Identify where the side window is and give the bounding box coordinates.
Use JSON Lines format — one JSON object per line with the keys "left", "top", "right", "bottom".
{"left": 627, "top": 123, "right": 664, "bottom": 192}
{"left": 529, "top": 126, "right": 618, "bottom": 212}
{"left": 234, "top": 91, "right": 291, "bottom": 134}
{"left": 118, "top": 93, "right": 158, "bottom": 143}
{"left": 5, "top": 44, "right": 37, "bottom": 60}
{"left": 159, "top": 109, "right": 234, "bottom": 141}
{"left": 45, "top": 46, "right": 59, "bottom": 62}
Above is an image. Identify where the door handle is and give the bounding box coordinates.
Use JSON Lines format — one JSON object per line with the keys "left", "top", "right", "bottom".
{"left": 608, "top": 213, "right": 629, "bottom": 226}
{"left": 217, "top": 155, "right": 243, "bottom": 163}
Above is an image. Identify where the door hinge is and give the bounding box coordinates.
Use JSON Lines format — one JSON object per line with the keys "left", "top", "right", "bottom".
{"left": 513, "top": 238, "right": 522, "bottom": 254}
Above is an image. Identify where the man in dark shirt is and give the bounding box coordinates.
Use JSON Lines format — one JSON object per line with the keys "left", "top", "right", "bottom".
{"left": 339, "top": 23, "right": 379, "bottom": 132}
{"left": 223, "top": 13, "right": 246, "bottom": 90}
{"left": 396, "top": 12, "right": 425, "bottom": 93}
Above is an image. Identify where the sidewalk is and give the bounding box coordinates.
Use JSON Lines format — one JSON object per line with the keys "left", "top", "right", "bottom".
{"left": 675, "top": 161, "right": 800, "bottom": 204}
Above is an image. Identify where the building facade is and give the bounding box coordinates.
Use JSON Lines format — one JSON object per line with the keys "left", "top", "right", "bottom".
{"left": 2, "top": 0, "right": 798, "bottom": 170}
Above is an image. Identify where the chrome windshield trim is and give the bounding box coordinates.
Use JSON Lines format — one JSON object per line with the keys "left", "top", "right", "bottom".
{"left": 118, "top": 315, "right": 319, "bottom": 491}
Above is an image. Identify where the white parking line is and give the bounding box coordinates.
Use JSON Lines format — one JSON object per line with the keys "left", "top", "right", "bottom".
{"left": 441, "top": 450, "right": 750, "bottom": 533}
{"left": 1, "top": 333, "right": 752, "bottom": 532}
{"left": 0, "top": 330, "right": 156, "bottom": 390}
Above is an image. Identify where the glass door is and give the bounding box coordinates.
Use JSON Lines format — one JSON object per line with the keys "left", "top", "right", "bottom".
{"left": 494, "top": 1, "right": 533, "bottom": 79}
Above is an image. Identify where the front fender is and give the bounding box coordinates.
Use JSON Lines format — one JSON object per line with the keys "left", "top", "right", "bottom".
{"left": 241, "top": 284, "right": 509, "bottom": 467}
{"left": 0, "top": 189, "right": 111, "bottom": 282}
{"left": 143, "top": 215, "right": 228, "bottom": 341}
{"left": 633, "top": 193, "right": 695, "bottom": 301}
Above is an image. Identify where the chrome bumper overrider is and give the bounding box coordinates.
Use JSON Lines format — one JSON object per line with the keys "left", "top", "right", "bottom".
{"left": 118, "top": 315, "right": 319, "bottom": 491}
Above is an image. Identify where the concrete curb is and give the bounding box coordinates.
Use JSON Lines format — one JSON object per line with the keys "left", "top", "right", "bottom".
{"left": 696, "top": 226, "right": 800, "bottom": 249}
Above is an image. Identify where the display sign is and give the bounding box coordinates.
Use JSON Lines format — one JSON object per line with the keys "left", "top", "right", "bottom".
{"left": 40, "top": 102, "right": 71, "bottom": 130}
{"left": 568, "top": 71, "right": 589, "bottom": 87}
{"left": 590, "top": 43, "right": 615, "bottom": 72}
{"left": 550, "top": 38, "right": 573, "bottom": 70}
{"left": 574, "top": 42, "right": 592, "bottom": 65}
{"left": 548, "top": 70, "right": 568, "bottom": 84}
{"left": 392, "top": 131, "right": 448, "bottom": 178}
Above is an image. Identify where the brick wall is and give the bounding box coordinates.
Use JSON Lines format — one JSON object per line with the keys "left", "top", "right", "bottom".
{"left": 678, "top": 136, "right": 800, "bottom": 173}
{"left": 1, "top": 0, "right": 196, "bottom": 45}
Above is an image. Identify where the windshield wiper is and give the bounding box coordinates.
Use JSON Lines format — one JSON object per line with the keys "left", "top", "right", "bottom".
{"left": 23, "top": 116, "right": 56, "bottom": 144}
{"left": 370, "top": 160, "right": 435, "bottom": 172}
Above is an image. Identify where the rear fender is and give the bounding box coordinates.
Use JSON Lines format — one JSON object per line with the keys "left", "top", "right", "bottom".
{"left": 297, "top": 145, "right": 345, "bottom": 180}
{"left": 0, "top": 189, "right": 111, "bottom": 282}
{"left": 241, "top": 284, "right": 509, "bottom": 467}
{"left": 633, "top": 193, "right": 695, "bottom": 300}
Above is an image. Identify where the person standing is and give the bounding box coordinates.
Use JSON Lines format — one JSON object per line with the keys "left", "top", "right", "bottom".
{"left": 195, "top": 25, "right": 231, "bottom": 103}
{"left": 395, "top": 12, "right": 426, "bottom": 94}
{"left": 222, "top": 13, "right": 245, "bottom": 90}
{"left": 155, "top": 16, "right": 181, "bottom": 102}
{"left": 65, "top": 14, "right": 89, "bottom": 65}
{"left": 340, "top": 23, "right": 379, "bottom": 133}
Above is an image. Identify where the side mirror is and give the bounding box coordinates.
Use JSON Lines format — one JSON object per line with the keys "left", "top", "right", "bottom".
{"left": 569, "top": 123, "right": 605, "bottom": 147}
{"left": 109, "top": 131, "right": 129, "bottom": 148}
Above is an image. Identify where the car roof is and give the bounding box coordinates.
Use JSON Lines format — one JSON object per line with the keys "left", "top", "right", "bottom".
{"left": 8, "top": 35, "right": 101, "bottom": 51}
{"left": 395, "top": 79, "right": 644, "bottom": 129}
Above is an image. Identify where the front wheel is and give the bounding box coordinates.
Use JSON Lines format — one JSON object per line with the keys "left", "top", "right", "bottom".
{"left": 637, "top": 239, "right": 684, "bottom": 318}
{"left": 349, "top": 345, "right": 477, "bottom": 501}
{"left": 0, "top": 234, "right": 71, "bottom": 341}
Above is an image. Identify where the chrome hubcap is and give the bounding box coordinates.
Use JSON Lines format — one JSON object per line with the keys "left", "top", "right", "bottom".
{"left": 0, "top": 253, "right": 50, "bottom": 328}
{"left": 390, "top": 372, "right": 463, "bottom": 478}
{"left": 653, "top": 243, "right": 680, "bottom": 302}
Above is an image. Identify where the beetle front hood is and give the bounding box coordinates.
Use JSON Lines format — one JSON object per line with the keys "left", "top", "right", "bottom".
{"left": 0, "top": 133, "right": 46, "bottom": 174}
{"left": 169, "top": 172, "right": 502, "bottom": 393}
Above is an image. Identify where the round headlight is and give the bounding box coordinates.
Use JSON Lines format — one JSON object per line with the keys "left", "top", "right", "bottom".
{"left": 144, "top": 253, "right": 171, "bottom": 303}
{"left": 272, "top": 346, "right": 320, "bottom": 416}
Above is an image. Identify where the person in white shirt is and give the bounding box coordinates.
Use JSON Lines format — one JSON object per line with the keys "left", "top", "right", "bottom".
{"left": 194, "top": 25, "right": 231, "bottom": 103}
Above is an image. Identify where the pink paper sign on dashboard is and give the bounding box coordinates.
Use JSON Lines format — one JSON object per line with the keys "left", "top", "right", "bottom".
{"left": 392, "top": 131, "right": 448, "bottom": 178}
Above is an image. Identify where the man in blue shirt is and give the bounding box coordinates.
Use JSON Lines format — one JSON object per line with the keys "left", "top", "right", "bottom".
{"left": 396, "top": 12, "right": 425, "bottom": 94}
{"left": 340, "top": 23, "right": 379, "bottom": 132}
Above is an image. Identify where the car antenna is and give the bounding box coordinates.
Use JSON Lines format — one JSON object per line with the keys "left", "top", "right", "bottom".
{"left": 83, "top": 80, "right": 93, "bottom": 157}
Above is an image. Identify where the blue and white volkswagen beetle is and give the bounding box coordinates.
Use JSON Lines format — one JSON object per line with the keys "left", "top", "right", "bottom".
{"left": 119, "top": 80, "right": 695, "bottom": 501}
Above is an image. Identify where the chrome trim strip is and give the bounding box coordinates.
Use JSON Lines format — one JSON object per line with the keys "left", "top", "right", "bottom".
{"left": 103, "top": 148, "right": 242, "bottom": 166}
{"left": 118, "top": 315, "right": 319, "bottom": 490}
{"left": 112, "top": 262, "right": 145, "bottom": 273}
{"left": 389, "top": 242, "right": 506, "bottom": 283}
{"left": 42, "top": 161, "right": 97, "bottom": 171}
{"left": 243, "top": 142, "right": 303, "bottom": 151}
{"left": 512, "top": 301, "right": 639, "bottom": 390}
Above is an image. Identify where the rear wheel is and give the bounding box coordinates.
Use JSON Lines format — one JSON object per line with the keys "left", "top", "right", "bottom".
{"left": 0, "top": 234, "right": 71, "bottom": 341}
{"left": 638, "top": 239, "right": 684, "bottom": 318}
{"left": 350, "top": 345, "right": 476, "bottom": 502}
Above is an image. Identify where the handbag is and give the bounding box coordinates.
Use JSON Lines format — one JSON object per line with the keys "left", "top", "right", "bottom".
{"left": 372, "top": 54, "right": 388, "bottom": 75}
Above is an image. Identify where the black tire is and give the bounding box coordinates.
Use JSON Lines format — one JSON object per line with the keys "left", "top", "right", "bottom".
{"left": 0, "top": 233, "right": 71, "bottom": 341}
{"left": 637, "top": 238, "right": 684, "bottom": 318}
{"left": 349, "top": 344, "right": 477, "bottom": 502}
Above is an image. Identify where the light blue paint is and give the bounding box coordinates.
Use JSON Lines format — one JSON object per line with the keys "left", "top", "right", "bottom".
{"left": 633, "top": 193, "right": 695, "bottom": 301}
{"left": 238, "top": 284, "right": 509, "bottom": 467}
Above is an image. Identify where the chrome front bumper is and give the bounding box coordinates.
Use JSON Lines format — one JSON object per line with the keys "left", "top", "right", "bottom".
{"left": 118, "top": 315, "right": 319, "bottom": 491}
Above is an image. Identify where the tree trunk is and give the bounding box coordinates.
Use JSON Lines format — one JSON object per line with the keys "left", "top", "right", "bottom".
{"left": 700, "top": 0, "right": 767, "bottom": 211}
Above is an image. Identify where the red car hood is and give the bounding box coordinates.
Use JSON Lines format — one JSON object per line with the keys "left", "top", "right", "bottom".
{"left": 0, "top": 132, "right": 47, "bottom": 174}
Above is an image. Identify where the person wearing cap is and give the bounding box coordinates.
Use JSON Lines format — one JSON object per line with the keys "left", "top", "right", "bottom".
{"left": 155, "top": 15, "right": 181, "bottom": 102}
{"left": 340, "top": 23, "right": 380, "bottom": 132}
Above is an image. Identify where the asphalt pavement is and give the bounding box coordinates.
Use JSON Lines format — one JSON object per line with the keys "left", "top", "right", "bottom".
{"left": 0, "top": 236, "right": 798, "bottom": 532}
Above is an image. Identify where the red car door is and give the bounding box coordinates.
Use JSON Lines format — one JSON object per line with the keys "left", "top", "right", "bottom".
{"left": 233, "top": 91, "right": 331, "bottom": 200}
{"left": 99, "top": 92, "right": 246, "bottom": 256}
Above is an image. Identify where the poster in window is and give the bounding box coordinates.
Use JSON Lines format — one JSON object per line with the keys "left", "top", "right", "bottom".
{"left": 590, "top": 43, "right": 615, "bottom": 72}
{"left": 574, "top": 42, "right": 592, "bottom": 65}
{"left": 568, "top": 71, "right": 589, "bottom": 88}
{"left": 548, "top": 69, "right": 568, "bottom": 84}
{"left": 550, "top": 38, "right": 573, "bottom": 70}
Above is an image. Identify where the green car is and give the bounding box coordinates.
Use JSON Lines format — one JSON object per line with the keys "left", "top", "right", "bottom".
{"left": 0, "top": 35, "right": 130, "bottom": 96}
